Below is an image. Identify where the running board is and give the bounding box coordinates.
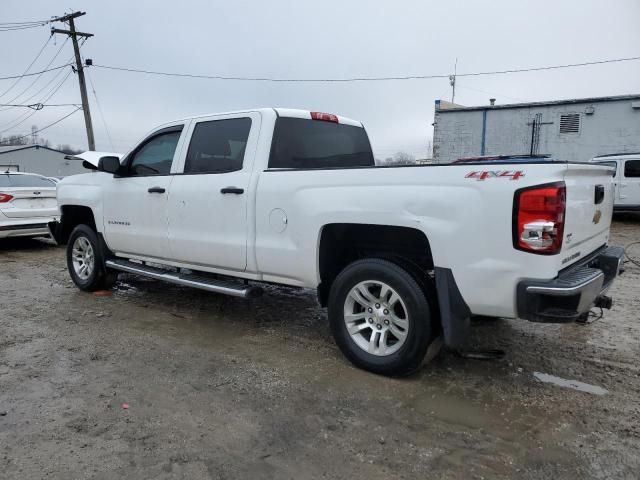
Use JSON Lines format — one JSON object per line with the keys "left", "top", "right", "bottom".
{"left": 105, "top": 259, "right": 263, "bottom": 298}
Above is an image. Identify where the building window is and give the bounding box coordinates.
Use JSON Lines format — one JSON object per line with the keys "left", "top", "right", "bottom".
{"left": 559, "top": 113, "right": 581, "bottom": 134}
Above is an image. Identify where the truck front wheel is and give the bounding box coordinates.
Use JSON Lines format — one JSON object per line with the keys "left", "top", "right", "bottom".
{"left": 328, "top": 258, "right": 434, "bottom": 376}
{"left": 66, "top": 224, "right": 117, "bottom": 292}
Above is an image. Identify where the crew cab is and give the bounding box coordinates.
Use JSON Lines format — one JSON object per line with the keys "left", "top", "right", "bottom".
{"left": 53, "top": 108, "right": 624, "bottom": 375}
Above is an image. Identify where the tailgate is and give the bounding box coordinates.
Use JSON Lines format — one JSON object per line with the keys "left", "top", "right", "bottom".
{"left": 0, "top": 187, "right": 58, "bottom": 218}
{"left": 561, "top": 164, "right": 615, "bottom": 266}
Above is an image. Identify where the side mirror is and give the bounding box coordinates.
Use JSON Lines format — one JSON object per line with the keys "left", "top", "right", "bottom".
{"left": 97, "top": 156, "right": 121, "bottom": 174}
{"left": 82, "top": 160, "right": 97, "bottom": 171}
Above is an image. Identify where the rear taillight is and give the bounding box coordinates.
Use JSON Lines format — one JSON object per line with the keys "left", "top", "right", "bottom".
{"left": 310, "top": 112, "right": 339, "bottom": 123}
{"left": 513, "top": 182, "right": 566, "bottom": 255}
{"left": 0, "top": 193, "right": 13, "bottom": 203}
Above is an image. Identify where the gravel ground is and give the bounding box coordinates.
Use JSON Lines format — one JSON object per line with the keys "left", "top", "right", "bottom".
{"left": 0, "top": 218, "right": 639, "bottom": 479}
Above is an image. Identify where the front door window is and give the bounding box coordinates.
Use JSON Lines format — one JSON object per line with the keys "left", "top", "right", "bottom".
{"left": 128, "top": 130, "right": 182, "bottom": 176}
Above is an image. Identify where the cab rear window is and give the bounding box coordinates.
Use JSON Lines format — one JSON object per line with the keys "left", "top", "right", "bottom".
{"left": 268, "top": 117, "right": 374, "bottom": 169}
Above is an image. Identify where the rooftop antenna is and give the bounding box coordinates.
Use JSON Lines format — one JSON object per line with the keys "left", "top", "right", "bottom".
{"left": 449, "top": 58, "right": 458, "bottom": 103}
{"left": 31, "top": 125, "right": 38, "bottom": 145}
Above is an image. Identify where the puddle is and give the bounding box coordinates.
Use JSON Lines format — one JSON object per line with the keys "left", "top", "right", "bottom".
{"left": 533, "top": 372, "right": 608, "bottom": 396}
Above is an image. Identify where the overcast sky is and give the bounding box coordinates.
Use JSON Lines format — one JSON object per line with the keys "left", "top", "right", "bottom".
{"left": 1, "top": 0, "right": 639, "bottom": 158}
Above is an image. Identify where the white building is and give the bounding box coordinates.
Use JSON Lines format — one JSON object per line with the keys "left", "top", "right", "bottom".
{"left": 0, "top": 145, "right": 85, "bottom": 177}
{"left": 432, "top": 94, "right": 640, "bottom": 163}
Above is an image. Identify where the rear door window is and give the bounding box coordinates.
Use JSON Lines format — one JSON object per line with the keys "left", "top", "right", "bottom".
{"left": 268, "top": 117, "right": 374, "bottom": 169}
{"left": 184, "top": 118, "right": 252, "bottom": 174}
{"left": 624, "top": 160, "right": 640, "bottom": 178}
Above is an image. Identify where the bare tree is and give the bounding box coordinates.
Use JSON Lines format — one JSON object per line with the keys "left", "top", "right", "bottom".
{"left": 382, "top": 151, "right": 416, "bottom": 166}
{"left": 56, "top": 144, "right": 83, "bottom": 155}
{"left": 0, "top": 135, "right": 29, "bottom": 146}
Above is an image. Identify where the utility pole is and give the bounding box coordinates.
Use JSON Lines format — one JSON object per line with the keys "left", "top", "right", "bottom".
{"left": 449, "top": 58, "right": 458, "bottom": 103}
{"left": 51, "top": 11, "right": 95, "bottom": 150}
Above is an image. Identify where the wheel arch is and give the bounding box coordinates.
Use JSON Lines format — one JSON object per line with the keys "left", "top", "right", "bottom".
{"left": 56, "top": 204, "right": 99, "bottom": 245}
{"left": 317, "top": 223, "right": 435, "bottom": 307}
{"left": 317, "top": 223, "right": 471, "bottom": 348}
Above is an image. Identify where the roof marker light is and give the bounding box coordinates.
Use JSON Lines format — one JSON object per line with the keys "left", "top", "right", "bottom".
{"left": 311, "top": 112, "right": 339, "bottom": 123}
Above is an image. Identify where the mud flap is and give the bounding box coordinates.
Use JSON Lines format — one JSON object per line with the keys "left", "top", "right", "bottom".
{"left": 434, "top": 267, "right": 471, "bottom": 348}
{"left": 47, "top": 220, "right": 62, "bottom": 245}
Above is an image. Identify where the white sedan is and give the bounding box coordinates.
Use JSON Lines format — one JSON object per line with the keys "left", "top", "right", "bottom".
{"left": 0, "top": 172, "right": 58, "bottom": 239}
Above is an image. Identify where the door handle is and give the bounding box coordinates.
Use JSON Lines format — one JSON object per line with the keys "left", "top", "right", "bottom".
{"left": 594, "top": 185, "right": 605, "bottom": 204}
{"left": 220, "top": 187, "right": 244, "bottom": 194}
{"left": 148, "top": 187, "right": 166, "bottom": 194}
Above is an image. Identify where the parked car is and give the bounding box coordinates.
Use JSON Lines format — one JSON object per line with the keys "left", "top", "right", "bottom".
{"left": 591, "top": 153, "right": 640, "bottom": 212}
{"left": 0, "top": 171, "right": 58, "bottom": 239}
{"left": 53, "top": 108, "right": 623, "bottom": 376}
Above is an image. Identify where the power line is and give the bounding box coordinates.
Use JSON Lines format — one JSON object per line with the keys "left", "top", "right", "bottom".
{"left": 2, "top": 107, "right": 81, "bottom": 142}
{"left": 0, "top": 109, "right": 33, "bottom": 133}
{"left": 0, "top": 62, "right": 73, "bottom": 124}
{"left": 84, "top": 65, "right": 115, "bottom": 151}
{"left": 0, "top": 64, "right": 73, "bottom": 81}
{"left": 0, "top": 35, "right": 52, "bottom": 99}
{"left": 0, "top": 37, "right": 69, "bottom": 110}
{"left": 0, "top": 103, "right": 80, "bottom": 109}
{"left": 0, "top": 20, "right": 50, "bottom": 25}
{"left": 0, "top": 24, "right": 49, "bottom": 32}
{"left": 2, "top": 55, "right": 75, "bottom": 111}
{"left": 92, "top": 55, "right": 640, "bottom": 83}
{"left": 0, "top": 18, "right": 51, "bottom": 31}
{"left": 0, "top": 69, "right": 73, "bottom": 133}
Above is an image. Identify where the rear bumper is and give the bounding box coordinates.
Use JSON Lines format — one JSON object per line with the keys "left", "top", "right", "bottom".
{"left": 0, "top": 217, "right": 58, "bottom": 239}
{"left": 517, "top": 246, "right": 624, "bottom": 322}
{"left": 0, "top": 223, "right": 50, "bottom": 238}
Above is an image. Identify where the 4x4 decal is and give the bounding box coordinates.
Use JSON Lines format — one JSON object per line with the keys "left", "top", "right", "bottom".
{"left": 465, "top": 170, "right": 525, "bottom": 181}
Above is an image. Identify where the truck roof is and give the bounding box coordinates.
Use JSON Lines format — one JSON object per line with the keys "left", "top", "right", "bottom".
{"left": 186, "top": 108, "right": 364, "bottom": 128}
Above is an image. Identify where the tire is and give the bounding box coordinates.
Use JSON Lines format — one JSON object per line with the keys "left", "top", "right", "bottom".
{"left": 66, "top": 224, "right": 117, "bottom": 292}
{"left": 328, "top": 258, "right": 434, "bottom": 376}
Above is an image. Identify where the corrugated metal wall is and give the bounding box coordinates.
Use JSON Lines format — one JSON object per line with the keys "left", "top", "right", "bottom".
{"left": 433, "top": 98, "right": 640, "bottom": 163}
{"left": 0, "top": 148, "right": 86, "bottom": 177}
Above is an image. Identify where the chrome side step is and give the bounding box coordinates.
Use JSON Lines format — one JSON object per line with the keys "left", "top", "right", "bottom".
{"left": 105, "top": 259, "right": 263, "bottom": 298}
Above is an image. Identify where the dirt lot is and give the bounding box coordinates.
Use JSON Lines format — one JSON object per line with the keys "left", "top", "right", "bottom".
{"left": 1, "top": 219, "right": 639, "bottom": 479}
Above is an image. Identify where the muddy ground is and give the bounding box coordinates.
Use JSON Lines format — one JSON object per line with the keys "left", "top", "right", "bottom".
{"left": 1, "top": 219, "right": 639, "bottom": 479}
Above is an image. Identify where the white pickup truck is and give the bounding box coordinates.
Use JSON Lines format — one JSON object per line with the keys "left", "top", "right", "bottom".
{"left": 54, "top": 108, "right": 624, "bottom": 375}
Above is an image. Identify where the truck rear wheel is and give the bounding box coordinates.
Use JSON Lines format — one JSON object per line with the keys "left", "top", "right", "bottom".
{"left": 328, "top": 258, "right": 434, "bottom": 376}
{"left": 66, "top": 224, "right": 117, "bottom": 292}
